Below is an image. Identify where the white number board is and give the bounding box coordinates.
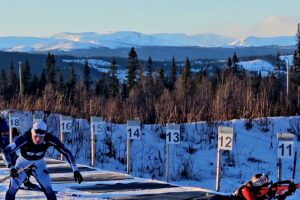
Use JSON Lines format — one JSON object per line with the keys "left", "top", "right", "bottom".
{"left": 60, "top": 115, "right": 72, "bottom": 133}
{"left": 91, "top": 116, "right": 105, "bottom": 135}
{"left": 33, "top": 113, "right": 44, "bottom": 122}
{"left": 9, "top": 113, "right": 19, "bottom": 128}
{"left": 218, "top": 126, "right": 233, "bottom": 150}
{"left": 127, "top": 120, "right": 141, "bottom": 139}
{"left": 166, "top": 123, "right": 180, "bottom": 144}
{"left": 277, "top": 133, "right": 294, "bottom": 159}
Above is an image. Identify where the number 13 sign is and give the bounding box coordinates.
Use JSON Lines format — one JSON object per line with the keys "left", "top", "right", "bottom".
{"left": 218, "top": 126, "right": 233, "bottom": 151}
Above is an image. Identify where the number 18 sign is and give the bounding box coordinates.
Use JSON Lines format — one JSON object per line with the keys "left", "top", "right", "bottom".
{"left": 277, "top": 133, "right": 294, "bottom": 159}
{"left": 218, "top": 126, "right": 233, "bottom": 150}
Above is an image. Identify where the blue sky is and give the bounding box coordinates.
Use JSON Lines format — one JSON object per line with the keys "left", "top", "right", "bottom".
{"left": 0, "top": 0, "right": 299, "bottom": 38}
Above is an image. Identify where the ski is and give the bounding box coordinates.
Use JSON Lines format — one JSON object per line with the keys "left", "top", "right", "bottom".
{"left": 19, "top": 186, "right": 82, "bottom": 198}
{"left": 0, "top": 163, "right": 36, "bottom": 183}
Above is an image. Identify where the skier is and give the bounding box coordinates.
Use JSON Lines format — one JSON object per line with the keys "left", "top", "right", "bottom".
{"left": 0, "top": 117, "right": 39, "bottom": 189}
{"left": 232, "top": 174, "right": 296, "bottom": 200}
{"left": 3, "top": 120, "right": 83, "bottom": 200}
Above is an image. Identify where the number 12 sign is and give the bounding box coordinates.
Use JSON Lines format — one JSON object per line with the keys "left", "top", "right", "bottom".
{"left": 277, "top": 133, "right": 294, "bottom": 159}
{"left": 218, "top": 126, "right": 233, "bottom": 151}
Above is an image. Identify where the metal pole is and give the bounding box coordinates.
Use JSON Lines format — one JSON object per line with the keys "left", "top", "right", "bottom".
{"left": 293, "top": 151, "right": 297, "bottom": 179}
{"left": 277, "top": 158, "right": 282, "bottom": 181}
{"left": 166, "top": 144, "right": 170, "bottom": 182}
{"left": 216, "top": 149, "right": 221, "bottom": 191}
{"left": 18, "top": 62, "right": 23, "bottom": 97}
{"left": 286, "top": 61, "right": 289, "bottom": 108}
{"left": 91, "top": 122, "right": 95, "bottom": 167}
{"left": 127, "top": 139, "right": 131, "bottom": 174}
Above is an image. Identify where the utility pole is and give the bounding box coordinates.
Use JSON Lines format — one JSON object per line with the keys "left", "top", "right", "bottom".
{"left": 18, "top": 61, "right": 23, "bottom": 97}
{"left": 286, "top": 60, "right": 289, "bottom": 108}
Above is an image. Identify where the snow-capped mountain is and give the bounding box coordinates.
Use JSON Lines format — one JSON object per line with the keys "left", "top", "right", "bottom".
{"left": 0, "top": 32, "right": 297, "bottom": 52}
{"left": 229, "top": 36, "right": 296, "bottom": 47}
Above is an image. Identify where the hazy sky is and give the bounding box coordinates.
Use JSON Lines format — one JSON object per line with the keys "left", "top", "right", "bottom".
{"left": 1, "top": 0, "right": 299, "bottom": 38}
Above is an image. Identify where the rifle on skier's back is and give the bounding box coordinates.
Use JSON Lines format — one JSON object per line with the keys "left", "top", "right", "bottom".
{"left": 258, "top": 180, "right": 299, "bottom": 199}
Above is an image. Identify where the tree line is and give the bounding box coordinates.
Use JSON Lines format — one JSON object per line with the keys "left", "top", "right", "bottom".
{"left": 0, "top": 32, "right": 300, "bottom": 124}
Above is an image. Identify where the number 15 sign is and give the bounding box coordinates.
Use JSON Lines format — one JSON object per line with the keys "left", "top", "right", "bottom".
{"left": 218, "top": 126, "right": 233, "bottom": 151}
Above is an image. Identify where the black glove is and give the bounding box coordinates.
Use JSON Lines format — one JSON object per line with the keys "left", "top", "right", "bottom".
{"left": 285, "top": 182, "right": 296, "bottom": 196}
{"left": 10, "top": 167, "right": 18, "bottom": 178}
{"left": 73, "top": 171, "right": 83, "bottom": 184}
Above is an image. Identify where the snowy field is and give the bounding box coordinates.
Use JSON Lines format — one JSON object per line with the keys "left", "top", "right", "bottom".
{"left": 0, "top": 110, "right": 300, "bottom": 199}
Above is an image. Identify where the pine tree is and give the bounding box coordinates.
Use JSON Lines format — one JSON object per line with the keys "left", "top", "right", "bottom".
{"left": 108, "top": 58, "right": 119, "bottom": 97}
{"left": 231, "top": 52, "right": 239, "bottom": 74}
{"left": 127, "top": 47, "right": 138, "bottom": 92}
{"left": 82, "top": 61, "right": 91, "bottom": 91}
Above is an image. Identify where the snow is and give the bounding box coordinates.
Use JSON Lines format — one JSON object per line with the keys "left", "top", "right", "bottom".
{"left": 239, "top": 59, "right": 275, "bottom": 76}
{"left": 0, "top": 32, "right": 296, "bottom": 52}
{"left": 0, "top": 110, "right": 300, "bottom": 199}
{"left": 230, "top": 36, "right": 296, "bottom": 47}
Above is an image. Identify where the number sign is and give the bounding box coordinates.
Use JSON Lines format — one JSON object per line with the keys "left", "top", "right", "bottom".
{"left": 218, "top": 126, "right": 233, "bottom": 150}
{"left": 166, "top": 123, "right": 180, "bottom": 144}
{"left": 127, "top": 120, "right": 140, "bottom": 139}
{"left": 91, "top": 116, "right": 105, "bottom": 135}
{"left": 60, "top": 115, "right": 72, "bottom": 133}
{"left": 9, "top": 113, "right": 19, "bottom": 128}
{"left": 277, "top": 133, "right": 294, "bottom": 159}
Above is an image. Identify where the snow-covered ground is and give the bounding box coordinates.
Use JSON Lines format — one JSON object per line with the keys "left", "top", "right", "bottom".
{"left": 0, "top": 110, "right": 300, "bottom": 199}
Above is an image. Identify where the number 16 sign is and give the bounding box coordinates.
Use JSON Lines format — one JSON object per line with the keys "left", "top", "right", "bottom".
{"left": 218, "top": 126, "right": 233, "bottom": 151}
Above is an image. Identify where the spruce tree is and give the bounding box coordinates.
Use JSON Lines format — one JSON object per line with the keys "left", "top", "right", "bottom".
{"left": 66, "top": 66, "right": 77, "bottom": 101}
{"left": 38, "top": 69, "right": 46, "bottom": 95}
{"left": 0, "top": 69, "right": 7, "bottom": 96}
{"left": 82, "top": 61, "right": 91, "bottom": 91}
{"left": 21, "top": 60, "right": 32, "bottom": 94}
{"left": 275, "top": 52, "right": 281, "bottom": 77}
{"left": 127, "top": 47, "right": 138, "bottom": 92}
{"left": 45, "top": 53, "right": 56, "bottom": 85}
{"left": 108, "top": 58, "right": 119, "bottom": 97}
{"left": 146, "top": 56, "right": 153, "bottom": 78}
{"left": 7, "top": 61, "right": 19, "bottom": 97}
{"left": 181, "top": 57, "right": 192, "bottom": 96}
{"left": 168, "top": 56, "right": 177, "bottom": 90}
{"left": 55, "top": 69, "right": 64, "bottom": 93}
{"left": 28, "top": 74, "right": 39, "bottom": 95}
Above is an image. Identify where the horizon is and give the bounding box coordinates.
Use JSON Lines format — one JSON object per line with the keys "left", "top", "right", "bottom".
{"left": 0, "top": 0, "right": 300, "bottom": 38}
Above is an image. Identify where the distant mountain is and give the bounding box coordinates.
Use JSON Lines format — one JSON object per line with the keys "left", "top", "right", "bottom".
{"left": 0, "top": 32, "right": 235, "bottom": 51}
{"left": 229, "top": 36, "right": 297, "bottom": 47}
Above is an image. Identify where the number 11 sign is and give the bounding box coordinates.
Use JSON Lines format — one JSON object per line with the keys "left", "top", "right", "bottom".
{"left": 218, "top": 126, "right": 233, "bottom": 151}
{"left": 277, "top": 133, "right": 294, "bottom": 159}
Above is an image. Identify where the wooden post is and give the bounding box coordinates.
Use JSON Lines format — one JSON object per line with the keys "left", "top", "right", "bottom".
{"left": 59, "top": 115, "right": 72, "bottom": 160}
{"left": 90, "top": 116, "right": 103, "bottom": 167}
{"left": 293, "top": 151, "right": 297, "bottom": 179}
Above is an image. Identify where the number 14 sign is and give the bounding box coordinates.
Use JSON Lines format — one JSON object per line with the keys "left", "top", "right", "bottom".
{"left": 218, "top": 126, "right": 233, "bottom": 151}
